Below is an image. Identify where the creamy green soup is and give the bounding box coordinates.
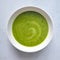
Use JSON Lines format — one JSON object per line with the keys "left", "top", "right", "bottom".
{"left": 12, "top": 11, "right": 48, "bottom": 47}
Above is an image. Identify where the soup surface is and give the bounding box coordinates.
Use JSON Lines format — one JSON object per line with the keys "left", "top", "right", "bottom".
{"left": 12, "top": 11, "right": 48, "bottom": 47}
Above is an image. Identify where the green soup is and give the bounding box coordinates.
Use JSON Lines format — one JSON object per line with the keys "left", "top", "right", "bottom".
{"left": 12, "top": 11, "right": 48, "bottom": 47}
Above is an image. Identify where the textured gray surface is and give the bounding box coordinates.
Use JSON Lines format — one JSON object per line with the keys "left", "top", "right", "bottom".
{"left": 0, "top": 0, "right": 60, "bottom": 60}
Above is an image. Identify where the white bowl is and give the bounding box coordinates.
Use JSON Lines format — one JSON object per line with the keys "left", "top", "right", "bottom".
{"left": 7, "top": 6, "right": 53, "bottom": 53}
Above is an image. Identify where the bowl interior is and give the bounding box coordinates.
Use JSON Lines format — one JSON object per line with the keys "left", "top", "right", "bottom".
{"left": 7, "top": 6, "right": 53, "bottom": 52}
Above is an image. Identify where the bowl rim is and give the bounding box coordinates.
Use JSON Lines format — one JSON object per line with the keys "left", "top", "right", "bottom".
{"left": 7, "top": 6, "right": 53, "bottom": 53}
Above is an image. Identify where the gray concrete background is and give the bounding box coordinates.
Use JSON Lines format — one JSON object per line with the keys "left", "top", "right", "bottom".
{"left": 0, "top": 0, "right": 60, "bottom": 60}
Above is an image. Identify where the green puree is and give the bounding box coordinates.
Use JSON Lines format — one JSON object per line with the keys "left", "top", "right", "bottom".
{"left": 12, "top": 11, "right": 48, "bottom": 47}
